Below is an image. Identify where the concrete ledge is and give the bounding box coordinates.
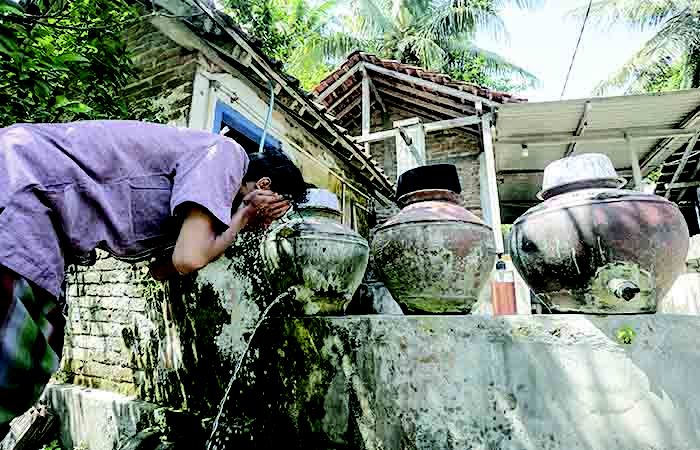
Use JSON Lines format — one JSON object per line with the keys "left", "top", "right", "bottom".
{"left": 42, "top": 384, "right": 204, "bottom": 450}
{"left": 43, "top": 384, "right": 158, "bottom": 450}
{"left": 216, "top": 315, "right": 700, "bottom": 450}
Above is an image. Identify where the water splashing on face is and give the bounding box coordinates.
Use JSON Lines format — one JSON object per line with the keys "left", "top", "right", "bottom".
{"left": 206, "top": 292, "right": 287, "bottom": 449}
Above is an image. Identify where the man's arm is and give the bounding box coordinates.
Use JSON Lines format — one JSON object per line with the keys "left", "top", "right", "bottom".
{"left": 149, "top": 190, "right": 289, "bottom": 280}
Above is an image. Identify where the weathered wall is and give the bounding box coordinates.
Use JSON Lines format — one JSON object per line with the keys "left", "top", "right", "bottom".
{"left": 58, "top": 229, "right": 282, "bottom": 416}
{"left": 358, "top": 108, "right": 483, "bottom": 217}
{"left": 659, "top": 235, "right": 700, "bottom": 314}
{"left": 212, "top": 314, "right": 700, "bottom": 450}
{"left": 124, "top": 20, "right": 198, "bottom": 126}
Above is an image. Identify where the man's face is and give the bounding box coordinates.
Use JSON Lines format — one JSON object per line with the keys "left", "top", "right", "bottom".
{"left": 232, "top": 180, "right": 259, "bottom": 212}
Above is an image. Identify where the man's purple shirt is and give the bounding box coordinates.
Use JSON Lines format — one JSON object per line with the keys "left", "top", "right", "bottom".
{"left": 0, "top": 120, "right": 249, "bottom": 297}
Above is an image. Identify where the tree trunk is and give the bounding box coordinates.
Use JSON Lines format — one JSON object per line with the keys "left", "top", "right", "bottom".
{"left": 687, "top": 45, "right": 700, "bottom": 88}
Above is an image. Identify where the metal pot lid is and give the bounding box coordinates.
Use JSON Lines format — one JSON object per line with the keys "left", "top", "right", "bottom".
{"left": 537, "top": 153, "right": 627, "bottom": 200}
{"left": 298, "top": 188, "right": 341, "bottom": 212}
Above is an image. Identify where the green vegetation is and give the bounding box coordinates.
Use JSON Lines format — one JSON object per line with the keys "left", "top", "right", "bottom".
{"left": 0, "top": 0, "right": 542, "bottom": 128}
{"left": 40, "top": 440, "right": 64, "bottom": 450}
{"left": 583, "top": 1, "right": 700, "bottom": 94}
{"left": 223, "top": 0, "right": 543, "bottom": 91}
{"left": 0, "top": 0, "right": 163, "bottom": 127}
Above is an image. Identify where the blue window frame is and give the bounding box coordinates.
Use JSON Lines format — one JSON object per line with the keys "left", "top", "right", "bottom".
{"left": 212, "top": 100, "right": 282, "bottom": 153}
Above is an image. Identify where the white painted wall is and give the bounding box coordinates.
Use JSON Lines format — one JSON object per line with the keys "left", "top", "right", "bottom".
{"left": 393, "top": 118, "right": 426, "bottom": 180}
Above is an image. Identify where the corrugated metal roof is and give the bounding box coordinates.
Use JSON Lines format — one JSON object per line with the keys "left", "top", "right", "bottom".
{"left": 494, "top": 89, "right": 700, "bottom": 221}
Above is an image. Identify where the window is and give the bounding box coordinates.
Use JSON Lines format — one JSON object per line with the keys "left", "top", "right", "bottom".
{"left": 212, "top": 100, "right": 281, "bottom": 154}
{"left": 352, "top": 202, "right": 370, "bottom": 238}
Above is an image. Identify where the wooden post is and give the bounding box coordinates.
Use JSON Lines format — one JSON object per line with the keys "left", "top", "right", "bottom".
{"left": 625, "top": 133, "right": 643, "bottom": 190}
{"left": 482, "top": 115, "right": 504, "bottom": 254}
{"left": 362, "top": 71, "right": 371, "bottom": 155}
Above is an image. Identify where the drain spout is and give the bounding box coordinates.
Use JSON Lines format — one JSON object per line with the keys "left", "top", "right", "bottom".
{"left": 608, "top": 279, "right": 640, "bottom": 301}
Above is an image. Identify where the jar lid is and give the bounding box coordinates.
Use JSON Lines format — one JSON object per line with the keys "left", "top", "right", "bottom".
{"left": 298, "top": 188, "right": 341, "bottom": 211}
{"left": 396, "top": 164, "right": 462, "bottom": 199}
{"left": 538, "top": 153, "right": 627, "bottom": 200}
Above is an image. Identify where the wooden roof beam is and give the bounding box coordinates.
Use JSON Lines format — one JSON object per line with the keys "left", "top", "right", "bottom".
{"left": 563, "top": 101, "right": 592, "bottom": 157}
{"left": 377, "top": 88, "right": 465, "bottom": 120}
{"left": 372, "top": 77, "right": 476, "bottom": 114}
{"left": 672, "top": 132, "right": 700, "bottom": 200}
{"left": 327, "top": 83, "right": 361, "bottom": 112}
{"left": 361, "top": 66, "right": 386, "bottom": 114}
{"left": 383, "top": 99, "right": 443, "bottom": 122}
{"left": 642, "top": 105, "right": 700, "bottom": 173}
{"left": 317, "top": 64, "right": 362, "bottom": 101}
{"left": 364, "top": 62, "right": 496, "bottom": 108}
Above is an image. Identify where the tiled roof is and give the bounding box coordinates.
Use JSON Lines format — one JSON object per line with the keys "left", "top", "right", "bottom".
{"left": 313, "top": 51, "right": 526, "bottom": 123}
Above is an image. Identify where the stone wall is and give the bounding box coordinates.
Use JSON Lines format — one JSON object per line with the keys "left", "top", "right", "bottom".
{"left": 212, "top": 314, "right": 700, "bottom": 450}
{"left": 361, "top": 108, "right": 483, "bottom": 216}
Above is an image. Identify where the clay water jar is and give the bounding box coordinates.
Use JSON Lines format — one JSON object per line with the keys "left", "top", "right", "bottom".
{"left": 372, "top": 164, "right": 496, "bottom": 314}
{"left": 260, "top": 189, "right": 369, "bottom": 315}
{"left": 509, "top": 154, "right": 689, "bottom": 314}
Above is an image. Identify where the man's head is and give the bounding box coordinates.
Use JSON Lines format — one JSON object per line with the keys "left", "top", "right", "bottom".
{"left": 235, "top": 148, "right": 308, "bottom": 211}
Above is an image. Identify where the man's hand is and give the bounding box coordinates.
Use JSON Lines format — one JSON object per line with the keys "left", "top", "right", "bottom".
{"left": 241, "top": 189, "right": 290, "bottom": 227}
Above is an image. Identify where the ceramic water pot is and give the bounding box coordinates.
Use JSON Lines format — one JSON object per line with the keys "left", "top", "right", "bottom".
{"left": 510, "top": 154, "right": 689, "bottom": 314}
{"left": 260, "top": 189, "right": 369, "bottom": 315}
{"left": 372, "top": 165, "right": 496, "bottom": 314}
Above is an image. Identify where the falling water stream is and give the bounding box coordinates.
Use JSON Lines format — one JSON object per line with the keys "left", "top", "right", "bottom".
{"left": 206, "top": 292, "right": 287, "bottom": 449}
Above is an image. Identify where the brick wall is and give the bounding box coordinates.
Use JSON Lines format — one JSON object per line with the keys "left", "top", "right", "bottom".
{"left": 359, "top": 108, "right": 483, "bottom": 216}
{"left": 124, "top": 20, "right": 198, "bottom": 125}
{"left": 59, "top": 255, "right": 147, "bottom": 395}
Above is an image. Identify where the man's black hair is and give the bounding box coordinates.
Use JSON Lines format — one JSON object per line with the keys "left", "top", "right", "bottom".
{"left": 243, "top": 148, "right": 308, "bottom": 205}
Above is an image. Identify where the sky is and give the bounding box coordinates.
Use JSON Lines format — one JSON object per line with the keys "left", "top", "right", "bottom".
{"left": 473, "top": 0, "right": 658, "bottom": 102}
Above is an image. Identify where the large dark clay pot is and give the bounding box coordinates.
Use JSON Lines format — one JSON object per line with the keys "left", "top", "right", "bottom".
{"left": 510, "top": 155, "right": 689, "bottom": 314}
{"left": 372, "top": 165, "right": 496, "bottom": 314}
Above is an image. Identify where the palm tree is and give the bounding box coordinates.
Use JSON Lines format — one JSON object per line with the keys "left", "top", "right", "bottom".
{"left": 286, "top": 0, "right": 542, "bottom": 90}
{"left": 584, "top": 0, "right": 700, "bottom": 94}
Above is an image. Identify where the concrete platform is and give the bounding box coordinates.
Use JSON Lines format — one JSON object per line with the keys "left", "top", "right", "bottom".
{"left": 42, "top": 384, "right": 203, "bottom": 450}
{"left": 214, "top": 315, "right": 700, "bottom": 450}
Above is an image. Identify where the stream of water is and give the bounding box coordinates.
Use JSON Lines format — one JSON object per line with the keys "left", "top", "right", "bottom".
{"left": 206, "top": 293, "right": 287, "bottom": 450}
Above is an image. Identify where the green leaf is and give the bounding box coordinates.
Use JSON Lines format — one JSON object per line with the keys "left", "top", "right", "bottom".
{"left": 54, "top": 95, "right": 70, "bottom": 108}
{"left": 0, "top": 2, "right": 23, "bottom": 15}
{"left": 0, "top": 34, "right": 17, "bottom": 55}
{"left": 33, "top": 80, "right": 51, "bottom": 98}
{"left": 64, "top": 102, "right": 92, "bottom": 114}
{"left": 57, "top": 53, "right": 90, "bottom": 64}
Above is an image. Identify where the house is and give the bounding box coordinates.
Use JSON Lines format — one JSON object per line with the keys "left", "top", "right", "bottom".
{"left": 312, "top": 52, "right": 525, "bottom": 234}
{"left": 124, "top": 0, "right": 394, "bottom": 237}
{"left": 40, "top": 1, "right": 402, "bottom": 448}
{"left": 36, "top": 2, "right": 534, "bottom": 448}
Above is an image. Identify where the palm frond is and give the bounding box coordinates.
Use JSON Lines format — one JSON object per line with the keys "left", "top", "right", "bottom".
{"left": 349, "top": 0, "right": 395, "bottom": 37}
{"left": 426, "top": 0, "right": 508, "bottom": 42}
{"left": 447, "top": 38, "right": 540, "bottom": 86}
{"left": 594, "top": 10, "right": 700, "bottom": 94}
{"left": 489, "top": 0, "right": 545, "bottom": 9}
{"left": 571, "top": 0, "right": 686, "bottom": 29}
